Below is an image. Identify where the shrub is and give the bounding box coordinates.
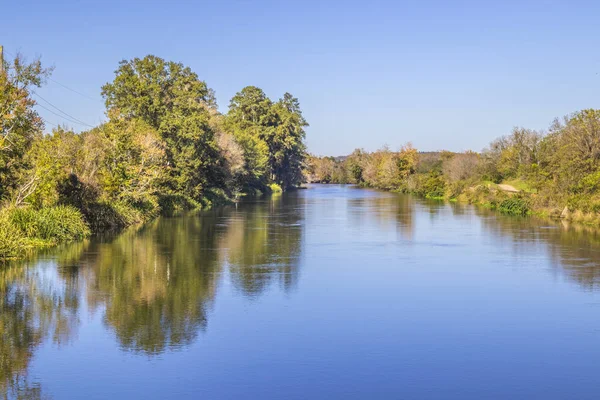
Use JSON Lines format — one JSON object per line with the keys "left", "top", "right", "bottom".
{"left": 497, "top": 197, "right": 530, "bottom": 216}
{"left": 0, "top": 213, "right": 27, "bottom": 260}
{"left": 202, "top": 188, "right": 233, "bottom": 208}
{"left": 421, "top": 172, "right": 446, "bottom": 199}
{"left": 268, "top": 183, "right": 283, "bottom": 193}
{"left": 158, "top": 194, "right": 202, "bottom": 215}
{"left": 8, "top": 206, "right": 90, "bottom": 241}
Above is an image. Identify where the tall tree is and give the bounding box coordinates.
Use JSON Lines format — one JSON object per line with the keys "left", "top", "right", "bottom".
{"left": 270, "top": 93, "right": 308, "bottom": 189}
{"left": 0, "top": 54, "right": 51, "bottom": 200}
{"left": 101, "top": 55, "right": 225, "bottom": 198}
{"left": 225, "top": 88, "right": 307, "bottom": 190}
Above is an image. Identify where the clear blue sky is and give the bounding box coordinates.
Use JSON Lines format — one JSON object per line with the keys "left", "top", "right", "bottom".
{"left": 3, "top": 0, "right": 600, "bottom": 155}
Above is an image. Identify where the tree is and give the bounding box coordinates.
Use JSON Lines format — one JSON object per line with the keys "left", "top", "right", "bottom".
{"left": 101, "top": 55, "right": 225, "bottom": 199}
{"left": 95, "top": 115, "right": 166, "bottom": 205}
{"left": 227, "top": 86, "right": 274, "bottom": 128}
{"left": 225, "top": 86, "right": 273, "bottom": 188}
{"left": 0, "top": 54, "right": 52, "bottom": 200}
{"left": 270, "top": 93, "right": 308, "bottom": 189}
{"left": 225, "top": 88, "right": 307, "bottom": 190}
{"left": 546, "top": 110, "right": 600, "bottom": 191}
{"left": 26, "top": 127, "right": 83, "bottom": 208}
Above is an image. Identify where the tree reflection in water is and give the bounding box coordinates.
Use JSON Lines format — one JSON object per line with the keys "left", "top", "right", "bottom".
{"left": 1, "top": 262, "right": 79, "bottom": 399}
{"left": 10, "top": 188, "right": 600, "bottom": 398}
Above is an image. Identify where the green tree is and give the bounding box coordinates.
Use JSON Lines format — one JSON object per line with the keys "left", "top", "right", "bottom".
{"left": 225, "top": 88, "right": 307, "bottom": 190}
{"left": 0, "top": 54, "right": 52, "bottom": 201}
{"left": 225, "top": 86, "right": 273, "bottom": 189}
{"left": 25, "top": 127, "right": 83, "bottom": 208}
{"left": 101, "top": 55, "right": 225, "bottom": 199}
{"left": 95, "top": 115, "right": 166, "bottom": 206}
{"left": 270, "top": 93, "right": 308, "bottom": 189}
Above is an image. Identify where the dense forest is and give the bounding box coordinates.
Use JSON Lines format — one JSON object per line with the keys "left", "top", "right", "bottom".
{"left": 0, "top": 54, "right": 307, "bottom": 259}
{"left": 307, "top": 110, "right": 600, "bottom": 221}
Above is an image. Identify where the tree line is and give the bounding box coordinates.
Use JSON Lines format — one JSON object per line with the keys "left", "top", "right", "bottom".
{"left": 0, "top": 53, "right": 307, "bottom": 259}
{"left": 307, "top": 109, "right": 600, "bottom": 221}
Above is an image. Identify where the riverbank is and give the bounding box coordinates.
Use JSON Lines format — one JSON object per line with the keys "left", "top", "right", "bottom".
{"left": 0, "top": 184, "right": 288, "bottom": 261}
{"left": 1, "top": 52, "right": 306, "bottom": 261}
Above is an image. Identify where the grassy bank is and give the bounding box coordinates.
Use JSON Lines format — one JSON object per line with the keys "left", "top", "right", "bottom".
{"left": 0, "top": 190, "right": 238, "bottom": 261}
{"left": 0, "top": 206, "right": 90, "bottom": 260}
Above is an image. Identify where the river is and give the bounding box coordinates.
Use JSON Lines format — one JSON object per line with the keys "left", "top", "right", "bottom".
{"left": 3, "top": 184, "right": 600, "bottom": 399}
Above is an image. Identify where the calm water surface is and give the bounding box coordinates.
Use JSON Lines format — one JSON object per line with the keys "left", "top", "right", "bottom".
{"left": 4, "top": 184, "right": 600, "bottom": 399}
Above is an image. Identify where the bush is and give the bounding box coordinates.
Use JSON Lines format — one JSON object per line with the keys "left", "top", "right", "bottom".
{"left": 0, "top": 213, "right": 27, "bottom": 260}
{"left": 158, "top": 194, "right": 202, "bottom": 215}
{"left": 447, "top": 180, "right": 468, "bottom": 199}
{"left": 421, "top": 172, "right": 446, "bottom": 199}
{"left": 8, "top": 206, "right": 90, "bottom": 241}
{"left": 497, "top": 197, "right": 530, "bottom": 216}
{"left": 201, "top": 188, "right": 233, "bottom": 208}
{"left": 268, "top": 183, "right": 283, "bottom": 193}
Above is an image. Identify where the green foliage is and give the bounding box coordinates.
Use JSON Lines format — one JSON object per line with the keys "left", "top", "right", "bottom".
{"left": 497, "top": 197, "right": 531, "bottom": 216}
{"left": 7, "top": 206, "right": 90, "bottom": 242}
{"left": 102, "top": 55, "right": 225, "bottom": 199}
{"left": 0, "top": 212, "right": 27, "bottom": 260}
{"left": 421, "top": 172, "right": 446, "bottom": 199}
{"left": 101, "top": 55, "right": 213, "bottom": 129}
{"left": 1, "top": 52, "right": 311, "bottom": 259}
{"left": 158, "top": 194, "right": 202, "bottom": 215}
{"left": 26, "top": 128, "right": 83, "bottom": 208}
{"left": 268, "top": 183, "right": 283, "bottom": 193}
{"left": 0, "top": 54, "right": 52, "bottom": 200}
{"left": 225, "top": 87, "right": 307, "bottom": 190}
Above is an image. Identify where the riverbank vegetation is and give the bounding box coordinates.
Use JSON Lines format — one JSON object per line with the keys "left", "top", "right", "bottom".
{"left": 0, "top": 53, "right": 307, "bottom": 259}
{"left": 307, "top": 109, "right": 600, "bottom": 222}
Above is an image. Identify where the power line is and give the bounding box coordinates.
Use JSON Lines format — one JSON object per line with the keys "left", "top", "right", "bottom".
{"left": 4, "top": 48, "right": 99, "bottom": 101}
{"left": 3, "top": 47, "right": 100, "bottom": 128}
{"left": 34, "top": 102, "right": 94, "bottom": 128}
{"left": 41, "top": 118, "right": 59, "bottom": 128}
{"left": 33, "top": 92, "right": 94, "bottom": 128}
{"left": 48, "top": 77, "right": 99, "bottom": 101}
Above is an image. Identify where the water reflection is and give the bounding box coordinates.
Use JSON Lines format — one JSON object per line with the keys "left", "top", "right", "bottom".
{"left": 474, "top": 210, "right": 600, "bottom": 290}
{"left": 0, "top": 192, "right": 305, "bottom": 397}
{"left": 347, "top": 190, "right": 415, "bottom": 240}
{"left": 74, "top": 218, "right": 221, "bottom": 355}
{"left": 7, "top": 186, "right": 600, "bottom": 398}
{"left": 223, "top": 195, "right": 303, "bottom": 296}
{"left": 57, "top": 193, "right": 305, "bottom": 354}
{"left": 1, "top": 263, "right": 78, "bottom": 399}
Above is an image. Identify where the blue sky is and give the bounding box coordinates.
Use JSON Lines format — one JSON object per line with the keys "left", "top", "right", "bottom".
{"left": 3, "top": 0, "right": 600, "bottom": 155}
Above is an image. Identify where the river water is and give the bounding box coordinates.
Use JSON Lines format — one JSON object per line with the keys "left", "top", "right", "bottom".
{"left": 3, "top": 184, "right": 600, "bottom": 399}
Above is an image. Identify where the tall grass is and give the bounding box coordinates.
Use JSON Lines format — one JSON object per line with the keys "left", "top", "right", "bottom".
{"left": 8, "top": 206, "right": 91, "bottom": 241}
{"left": 0, "top": 205, "right": 90, "bottom": 260}
{"left": 497, "top": 197, "right": 531, "bottom": 216}
{"left": 0, "top": 212, "right": 27, "bottom": 260}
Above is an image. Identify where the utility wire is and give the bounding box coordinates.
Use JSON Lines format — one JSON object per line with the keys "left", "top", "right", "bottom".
{"left": 34, "top": 102, "right": 94, "bottom": 128}
{"left": 33, "top": 92, "right": 94, "bottom": 127}
{"left": 5, "top": 49, "right": 99, "bottom": 101}
{"left": 41, "top": 118, "right": 59, "bottom": 128}
{"left": 47, "top": 77, "right": 99, "bottom": 101}
{"left": 4, "top": 48, "right": 99, "bottom": 128}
